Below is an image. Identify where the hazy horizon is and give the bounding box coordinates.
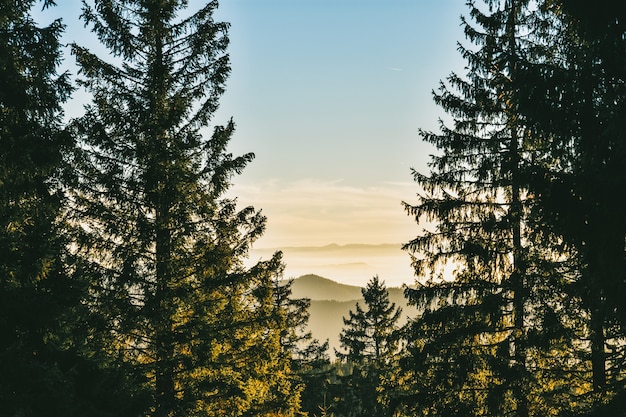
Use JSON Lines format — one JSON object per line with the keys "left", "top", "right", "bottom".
{"left": 247, "top": 242, "right": 416, "bottom": 288}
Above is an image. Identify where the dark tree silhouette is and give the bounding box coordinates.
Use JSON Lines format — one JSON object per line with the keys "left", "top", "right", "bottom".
{"left": 400, "top": 1, "right": 591, "bottom": 415}
{"left": 335, "top": 276, "right": 401, "bottom": 417}
{"left": 0, "top": 1, "right": 83, "bottom": 415}
{"left": 67, "top": 0, "right": 290, "bottom": 415}
{"left": 519, "top": 0, "right": 626, "bottom": 412}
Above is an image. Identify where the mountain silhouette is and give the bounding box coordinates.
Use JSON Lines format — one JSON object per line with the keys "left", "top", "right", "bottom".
{"left": 290, "top": 274, "right": 364, "bottom": 301}
{"left": 249, "top": 243, "right": 415, "bottom": 288}
{"left": 288, "top": 274, "right": 418, "bottom": 357}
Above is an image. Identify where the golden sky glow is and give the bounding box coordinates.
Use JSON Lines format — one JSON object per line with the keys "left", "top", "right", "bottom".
{"left": 232, "top": 179, "right": 418, "bottom": 248}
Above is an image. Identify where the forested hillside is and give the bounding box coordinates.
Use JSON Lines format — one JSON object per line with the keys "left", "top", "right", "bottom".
{"left": 289, "top": 274, "right": 418, "bottom": 355}
{"left": 1, "top": 1, "right": 625, "bottom": 417}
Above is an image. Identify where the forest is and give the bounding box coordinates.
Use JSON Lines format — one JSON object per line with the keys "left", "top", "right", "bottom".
{"left": 1, "top": 0, "right": 625, "bottom": 416}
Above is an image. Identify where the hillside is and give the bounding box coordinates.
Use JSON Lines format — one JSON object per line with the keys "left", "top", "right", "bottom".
{"left": 288, "top": 274, "right": 419, "bottom": 356}
{"left": 290, "top": 274, "right": 364, "bottom": 301}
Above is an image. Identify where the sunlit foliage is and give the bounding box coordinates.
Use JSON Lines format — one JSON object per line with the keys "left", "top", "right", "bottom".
{"left": 66, "top": 1, "right": 294, "bottom": 415}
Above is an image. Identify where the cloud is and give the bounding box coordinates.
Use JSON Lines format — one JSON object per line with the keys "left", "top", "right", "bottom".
{"left": 228, "top": 178, "right": 419, "bottom": 248}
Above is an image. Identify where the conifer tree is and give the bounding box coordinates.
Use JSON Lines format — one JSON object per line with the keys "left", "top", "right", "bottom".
{"left": 271, "top": 280, "right": 331, "bottom": 417}
{"left": 338, "top": 276, "right": 401, "bottom": 364}
{"left": 518, "top": 1, "right": 626, "bottom": 412}
{"left": 270, "top": 278, "right": 331, "bottom": 417}
{"left": 0, "top": 1, "right": 84, "bottom": 414}
{"left": 295, "top": 339, "right": 331, "bottom": 417}
{"left": 400, "top": 1, "right": 586, "bottom": 415}
{"left": 68, "top": 1, "right": 287, "bottom": 415}
{"left": 335, "top": 276, "right": 401, "bottom": 417}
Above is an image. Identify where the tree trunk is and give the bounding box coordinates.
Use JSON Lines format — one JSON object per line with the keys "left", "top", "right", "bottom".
{"left": 589, "top": 289, "right": 606, "bottom": 392}
{"left": 152, "top": 12, "right": 175, "bottom": 415}
{"left": 507, "top": 2, "right": 528, "bottom": 416}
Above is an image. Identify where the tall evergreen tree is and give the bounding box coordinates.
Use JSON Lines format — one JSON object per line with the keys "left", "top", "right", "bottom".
{"left": 400, "top": 1, "right": 587, "bottom": 415}
{"left": 335, "top": 276, "right": 401, "bottom": 417}
{"left": 0, "top": 1, "right": 85, "bottom": 414}
{"left": 518, "top": 0, "right": 626, "bottom": 412}
{"left": 68, "top": 1, "right": 288, "bottom": 415}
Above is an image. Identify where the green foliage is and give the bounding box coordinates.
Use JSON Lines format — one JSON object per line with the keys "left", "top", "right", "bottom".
{"left": 399, "top": 1, "right": 603, "bottom": 416}
{"left": 3, "top": 0, "right": 626, "bottom": 416}
{"left": 66, "top": 0, "right": 293, "bottom": 415}
{"left": 516, "top": 1, "right": 626, "bottom": 413}
{"left": 0, "top": 1, "right": 89, "bottom": 415}
{"left": 1, "top": 1, "right": 144, "bottom": 415}
{"left": 334, "top": 276, "right": 402, "bottom": 417}
{"left": 270, "top": 278, "right": 332, "bottom": 417}
{"left": 296, "top": 342, "right": 332, "bottom": 417}
{"left": 337, "top": 276, "right": 401, "bottom": 364}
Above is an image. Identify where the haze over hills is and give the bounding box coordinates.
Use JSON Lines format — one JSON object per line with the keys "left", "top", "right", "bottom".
{"left": 290, "top": 274, "right": 364, "bottom": 301}
{"left": 287, "top": 274, "right": 419, "bottom": 357}
{"left": 249, "top": 243, "right": 416, "bottom": 288}
{"left": 247, "top": 243, "right": 422, "bottom": 355}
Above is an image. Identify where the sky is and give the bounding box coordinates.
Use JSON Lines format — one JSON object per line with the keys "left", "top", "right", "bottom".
{"left": 212, "top": 0, "right": 467, "bottom": 247}
{"left": 34, "top": 1, "right": 469, "bottom": 285}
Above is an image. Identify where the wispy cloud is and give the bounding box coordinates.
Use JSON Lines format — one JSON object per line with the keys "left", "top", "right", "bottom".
{"left": 228, "top": 178, "right": 419, "bottom": 248}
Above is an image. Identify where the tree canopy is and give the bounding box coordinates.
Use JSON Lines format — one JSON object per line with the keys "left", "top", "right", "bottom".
{"left": 1, "top": 1, "right": 625, "bottom": 416}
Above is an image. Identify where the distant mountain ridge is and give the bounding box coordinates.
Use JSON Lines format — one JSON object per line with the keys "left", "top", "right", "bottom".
{"left": 248, "top": 243, "right": 414, "bottom": 288}
{"left": 290, "top": 274, "right": 364, "bottom": 301}
{"left": 287, "top": 274, "right": 418, "bottom": 356}
{"left": 273, "top": 243, "right": 402, "bottom": 253}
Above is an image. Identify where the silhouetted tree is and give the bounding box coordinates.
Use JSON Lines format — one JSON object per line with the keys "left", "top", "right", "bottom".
{"left": 518, "top": 0, "right": 626, "bottom": 412}
{"left": 0, "top": 1, "right": 79, "bottom": 414}
{"left": 68, "top": 0, "right": 288, "bottom": 415}
{"left": 401, "top": 1, "right": 588, "bottom": 415}
{"left": 335, "top": 276, "right": 401, "bottom": 417}
{"left": 0, "top": 0, "right": 146, "bottom": 414}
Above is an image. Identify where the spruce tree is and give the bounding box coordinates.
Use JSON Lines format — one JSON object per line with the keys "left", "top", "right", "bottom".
{"left": 518, "top": 0, "right": 626, "bottom": 412}
{"left": 400, "top": 1, "right": 586, "bottom": 415}
{"left": 335, "top": 276, "right": 401, "bottom": 417}
{"left": 337, "top": 276, "right": 401, "bottom": 364}
{"left": 0, "top": 1, "right": 82, "bottom": 414}
{"left": 68, "top": 1, "right": 287, "bottom": 415}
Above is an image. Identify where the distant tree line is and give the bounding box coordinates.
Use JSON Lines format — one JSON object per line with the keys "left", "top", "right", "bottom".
{"left": 1, "top": 0, "right": 625, "bottom": 417}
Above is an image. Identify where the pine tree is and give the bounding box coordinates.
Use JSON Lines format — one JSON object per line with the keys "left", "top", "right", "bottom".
{"left": 335, "top": 276, "right": 401, "bottom": 417}
{"left": 400, "top": 1, "right": 587, "bottom": 415}
{"left": 68, "top": 1, "right": 287, "bottom": 415}
{"left": 518, "top": 1, "right": 626, "bottom": 412}
{"left": 0, "top": 1, "right": 83, "bottom": 414}
{"left": 0, "top": 1, "right": 139, "bottom": 415}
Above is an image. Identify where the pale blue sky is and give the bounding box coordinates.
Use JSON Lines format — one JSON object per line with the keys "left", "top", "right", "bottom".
{"left": 212, "top": 0, "right": 467, "bottom": 249}
{"left": 213, "top": 0, "right": 466, "bottom": 186}
{"left": 34, "top": 1, "right": 468, "bottom": 251}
